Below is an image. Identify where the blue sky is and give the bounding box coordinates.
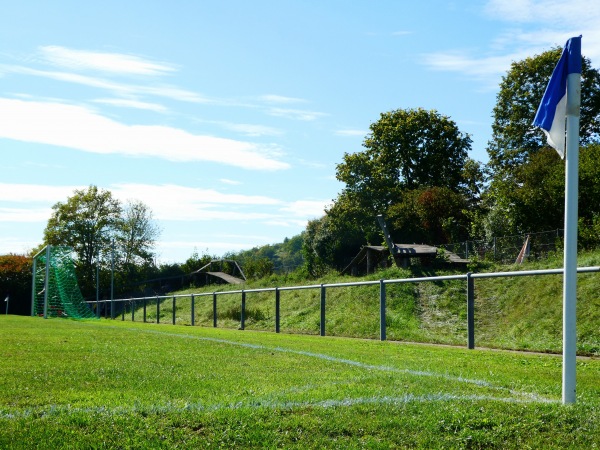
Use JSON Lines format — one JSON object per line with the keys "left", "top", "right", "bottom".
{"left": 1, "top": 0, "right": 597, "bottom": 263}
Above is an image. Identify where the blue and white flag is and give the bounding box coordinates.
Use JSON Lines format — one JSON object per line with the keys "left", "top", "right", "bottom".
{"left": 533, "top": 36, "right": 582, "bottom": 158}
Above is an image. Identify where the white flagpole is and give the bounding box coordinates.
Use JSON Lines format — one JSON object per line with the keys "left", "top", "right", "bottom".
{"left": 562, "top": 70, "right": 581, "bottom": 405}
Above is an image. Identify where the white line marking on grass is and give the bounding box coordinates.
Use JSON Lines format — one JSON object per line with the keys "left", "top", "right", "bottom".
{"left": 106, "top": 326, "right": 555, "bottom": 403}
{"left": 0, "top": 392, "right": 556, "bottom": 420}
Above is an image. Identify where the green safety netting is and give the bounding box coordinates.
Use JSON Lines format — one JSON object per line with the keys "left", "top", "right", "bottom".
{"left": 33, "top": 246, "right": 96, "bottom": 319}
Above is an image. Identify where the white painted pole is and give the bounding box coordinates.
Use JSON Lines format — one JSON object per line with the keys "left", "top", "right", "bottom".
{"left": 562, "top": 71, "right": 581, "bottom": 404}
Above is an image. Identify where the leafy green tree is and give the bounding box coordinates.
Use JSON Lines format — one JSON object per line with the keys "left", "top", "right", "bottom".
{"left": 388, "top": 186, "right": 469, "bottom": 245}
{"left": 242, "top": 257, "right": 274, "bottom": 279}
{"left": 0, "top": 254, "right": 32, "bottom": 315}
{"left": 578, "top": 143, "right": 600, "bottom": 248}
{"left": 337, "top": 108, "right": 472, "bottom": 206}
{"left": 483, "top": 149, "right": 564, "bottom": 237}
{"left": 44, "top": 186, "right": 121, "bottom": 294}
{"left": 306, "top": 108, "right": 474, "bottom": 271}
{"left": 277, "top": 234, "right": 304, "bottom": 272}
{"left": 43, "top": 186, "right": 160, "bottom": 297}
{"left": 487, "top": 47, "right": 600, "bottom": 173}
{"left": 482, "top": 144, "right": 600, "bottom": 240}
{"left": 180, "top": 248, "right": 215, "bottom": 274}
{"left": 484, "top": 47, "right": 600, "bottom": 239}
{"left": 302, "top": 216, "right": 343, "bottom": 276}
{"left": 117, "top": 200, "right": 160, "bottom": 267}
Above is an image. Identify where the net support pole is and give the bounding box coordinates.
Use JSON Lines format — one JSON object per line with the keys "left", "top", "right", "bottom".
{"left": 43, "top": 245, "right": 51, "bottom": 319}
{"left": 379, "top": 280, "right": 387, "bottom": 341}
{"left": 96, "top": 263, "right": 100, "bottom": 318}
{"left": 31, "top": 253, "right": 37, "bottom": 316}
{"left": 110, "top": 241, "right": 115, "bottom": 320}
{"left": 562, "top": 71, "right": 581, "bottom": 404}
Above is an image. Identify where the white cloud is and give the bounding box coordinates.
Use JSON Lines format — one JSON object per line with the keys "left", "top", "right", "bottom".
{"left": 40, "top": 46, "right": 176, "bottom": 76}
{"left": 263, "top": 218, "right": 309, "bottom": 227}
{"left": 2, "top": 64, "right": 212, "bottom": 104}
{"left": 93, "top": 98, "right": 168, "bottom": 113}
{"left": 267, "top": 107, "right": 328, "bottom": 121}
{"left": 0, "top": 183, "right": 82, "bottom": 203}
{"left": 484, "top": 0, "right": 600, "bottom": 25}
{"left": 111, "top": 183, "right": 282, "bottom": 221}
{"left": 220, "top": 178, "right": 242, "bottom": 185}
{"left": 335, "top": 129, "right": 367, "bottom": 137}
{"left": 422, "top": 50, "right": 520, "bottom": 83}
{"left": 0, "top": 183, "right": 330, "bottom": 226}
{"left": 280, "top": 200, "right": 329, "bottom": 218}
{"left": 113, "top": 183, "right": 281, "bottom": 206}
{"left": 259, "top": 94, "right": 307, "bottom": 104}
{"left": 0, "top": 236, "right": 39, "bottom": 255}
{"left": 422, "top": 1, "right": 600, "bottom": 86}
{"left": 205, "top": 120, "right": 283, "bottom": 137}
{"left": 157, "top": 240, "right": 258, "bottom": 251}
{"left": 0, "top": 98, "right": 289, "bottom": 170}
{"left": 0, "top": 207, "right": 53, "bottom": 222}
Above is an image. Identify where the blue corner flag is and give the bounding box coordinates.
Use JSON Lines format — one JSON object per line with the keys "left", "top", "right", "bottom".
{"left": 533, "top": 36, "right": 582, "bottom": 158}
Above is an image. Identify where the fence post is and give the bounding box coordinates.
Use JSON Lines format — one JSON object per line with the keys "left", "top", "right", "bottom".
{"left": 467, "top": 272, "right": 475, "bottom": 349}
{"left": 275, "top": 287, "right": 280, "bottom": 333}
{"left": 320, "top": 284, "right": 326, "bottom": 336}
{"left": 156, "top": 296, "right": 160, "bottom": 324}
{"left": 213, "top": 292, "right": 217, "bottom": 327}
{"left": 240, "top": 290, "right": 246, "bottom": 330}
{"left": 191, "top": 294, "right": 195, "bottom": 326}
{"left": 143, "top": 298, "right": 147, "bottom": 323}
{"left": 380, "top": 280, "right": 386, "bottom": 341}
{"left": 131, "top": 299, "right": 135, "bottom": 322}
{"left": 172, "top": 295, "right": 176, "bottom": 325}
{"left": 121, "top": 302, "right": 125, "bottom": 321}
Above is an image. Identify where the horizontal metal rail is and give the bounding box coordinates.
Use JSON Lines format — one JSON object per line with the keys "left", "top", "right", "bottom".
{"left": 85, "top": 265, "right": 600, "bottom": 350}
{"left": 89, "top": 266, "right": 600, "bottom": 304}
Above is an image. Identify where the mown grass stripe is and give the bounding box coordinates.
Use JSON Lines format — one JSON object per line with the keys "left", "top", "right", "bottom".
{"left": 91, "top": 324, "right": 555, "bottom": 403}
{"left": 0, "top": 391, "right": 557, "bottom": 421}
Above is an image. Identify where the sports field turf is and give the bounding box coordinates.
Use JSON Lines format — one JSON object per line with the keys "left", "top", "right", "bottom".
{"left": 1, "top": 316, "right": 598, "bottom": 448}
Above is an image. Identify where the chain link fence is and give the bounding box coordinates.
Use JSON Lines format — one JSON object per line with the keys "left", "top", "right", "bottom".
{"left": 439, "top": 229, "right": 564, "bottom": 264}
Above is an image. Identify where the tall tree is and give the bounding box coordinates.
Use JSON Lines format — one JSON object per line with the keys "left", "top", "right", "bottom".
{"left": 43, "top": 186, "right": 160, "bottom": 296}
{"left": 337, "top": 108, "right": 472, "bottom": 209}
{"left": 117, "top": 200, "right": 160, "bottom": 267}
{"left": 304, "top": 108, "right": 474, "bottom": 271}
{"left": 388, "top": 186, "right": 470, "bottom": 245}
{"left": 487, "top": 47, "right": 600, "bottom": 173}
{"left": 484, "top": 47, "right": 600, "bottom": 238}
{"left": 0, "top": 254, "right": 32, "bottom": 315}
{"left": 44, "top": 186, "right": 121, "bottom": 293}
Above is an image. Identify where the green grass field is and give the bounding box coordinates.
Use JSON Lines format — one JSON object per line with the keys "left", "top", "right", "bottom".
{"left": 1, "top": 315, "right": 599, "bottom": 448}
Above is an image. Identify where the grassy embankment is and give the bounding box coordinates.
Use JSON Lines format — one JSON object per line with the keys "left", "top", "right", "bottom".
{"left": 128, "top": 248, "right": 600, "bottom": 356}
{"left": 1, "top": 316, "right": 599, "bottom": 448}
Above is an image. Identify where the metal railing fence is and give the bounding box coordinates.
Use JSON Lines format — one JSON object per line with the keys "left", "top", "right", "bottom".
{"left": 88, "top": 265, "right": 600, "bottom": 350}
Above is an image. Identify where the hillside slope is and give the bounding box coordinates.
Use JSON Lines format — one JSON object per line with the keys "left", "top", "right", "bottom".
{"left": 144, "top": 250, "right": 600, "bottom": 356}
